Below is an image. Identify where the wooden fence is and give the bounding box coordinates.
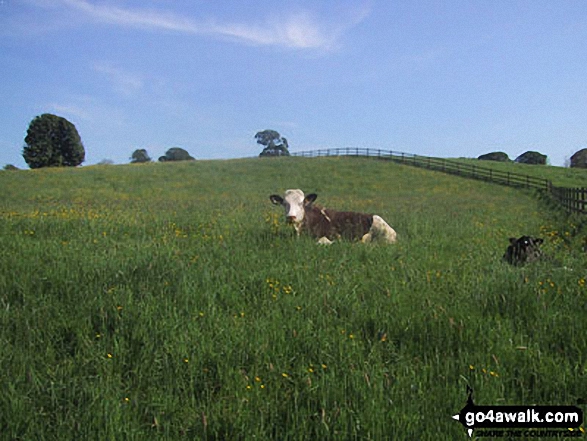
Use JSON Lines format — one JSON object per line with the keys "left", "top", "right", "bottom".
{"left": 549, "top": 186, "right": 587, "bottom": 214}
{"left": 290, "top": 147, "right": 587, "bottom": 214}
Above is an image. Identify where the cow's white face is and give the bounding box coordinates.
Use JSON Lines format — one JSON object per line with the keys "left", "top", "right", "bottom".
{"left": 269, "top": 189, "right": 317, "bottom": 233}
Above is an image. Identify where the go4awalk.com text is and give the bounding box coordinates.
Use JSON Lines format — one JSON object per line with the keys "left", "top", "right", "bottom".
{"left": 452, "top": 386, "right": 584, "bottom": 438}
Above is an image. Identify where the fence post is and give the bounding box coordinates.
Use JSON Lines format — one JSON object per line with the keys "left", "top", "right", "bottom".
{"left": 568, "top": 189, "right": 573, "bottom": 212}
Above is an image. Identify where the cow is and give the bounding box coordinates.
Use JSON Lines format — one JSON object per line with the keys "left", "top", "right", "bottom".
{"left": 503, "top": 235, "right": 544, "bottom": 266}
{"left": 269, "top": 189, "right": 397, "bottom": 245}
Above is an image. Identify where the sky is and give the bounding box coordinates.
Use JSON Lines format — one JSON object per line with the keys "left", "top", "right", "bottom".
{"left": 1, "top": 0, "right": 587, "bottom": 168}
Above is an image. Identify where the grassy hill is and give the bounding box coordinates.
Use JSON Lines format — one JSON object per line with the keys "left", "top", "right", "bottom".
{"left": 1, "top": 157, "right": 585, "bottom": 439}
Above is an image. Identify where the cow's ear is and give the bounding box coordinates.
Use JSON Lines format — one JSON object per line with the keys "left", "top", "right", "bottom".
{"left": 509, "top": 237, "right": 518, "bottom": 245}
{"left": 304, "top": 193, "right": 318, "bottom": 206}
{"left": 270, "top": 195, "right": 283, "bottom": 205}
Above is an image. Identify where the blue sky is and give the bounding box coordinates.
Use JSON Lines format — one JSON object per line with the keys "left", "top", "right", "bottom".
{"left": 1, "top": 0, "right": 586, "bottom": 167}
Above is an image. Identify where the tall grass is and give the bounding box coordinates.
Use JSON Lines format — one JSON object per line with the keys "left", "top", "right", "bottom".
{"left": 0, "top": 158, "right": 585, "bottom": 440}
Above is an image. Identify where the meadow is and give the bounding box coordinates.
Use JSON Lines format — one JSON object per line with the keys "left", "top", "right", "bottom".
{"left": 0, "top": 157, "right": 585, "bottom": 440}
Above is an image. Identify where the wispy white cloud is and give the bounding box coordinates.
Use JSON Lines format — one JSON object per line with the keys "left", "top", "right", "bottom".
{"left": 92, "top": 62, "right": 144, "bottom": 97}
{"left": 48, "top": 0, "right": 371, "bottom": 50}
{"left": 46, "top": 94, "right": 128, "bottom": 126}
{"left": 48, "top": 103, "right": 92, "bottom": 121}
{"left": 59, "top": 0, "right": 199, "bottom": 33}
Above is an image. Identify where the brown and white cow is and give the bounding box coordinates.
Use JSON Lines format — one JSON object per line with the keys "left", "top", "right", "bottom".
{"left": 269, "top": 189, "right": 397, "bottom": 244}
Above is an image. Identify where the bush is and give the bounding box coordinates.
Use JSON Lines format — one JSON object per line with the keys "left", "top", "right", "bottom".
{"left": 3, "top": 164, "right": 19, "bottom": 171}
{"left": 22, "top": 114, "right": 85, "bottom": 169}
{"left": 570, "top": 148, "right": 587, "bottom": 168}
{"left": 130, "top": 149, "right": 151, "bottom": 164}
{"left": 158, "top": 147, "right": 195, "bottom": 162}
{"left": 478, "top": 152, "right": 510, "bottom": 162}
{"left": 515, "top": 151, "right": 547, "bottom": 165}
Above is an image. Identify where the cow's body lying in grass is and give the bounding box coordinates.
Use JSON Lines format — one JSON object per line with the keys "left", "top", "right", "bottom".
{"left": 269, "top": 189, "right": 397, "bottom": 244}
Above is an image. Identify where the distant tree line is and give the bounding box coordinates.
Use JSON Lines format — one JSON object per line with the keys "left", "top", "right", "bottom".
{"left": 129, "top": 147, "right": 196, "bottom": 163}
{"left": 13, "top": 113, "right": 199, "bottom": 169}
{"left": 478, "top": 150, "right": 548, "bottom": 165}
{"left": 477, "top": 148, "right": 587, "bottom": 168}
{"left": 9, "top": 114, "right": 587, "bottom": 169}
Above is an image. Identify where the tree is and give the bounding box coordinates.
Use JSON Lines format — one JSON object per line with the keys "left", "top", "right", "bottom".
{"left": 256, "top": 130, "right": 290, "bottom": 157}
{"left": 158, "top": 147, "right": 195, "bottom": 162}
{"left": 515, "top": 151, "right": 547, "bottom": 165}
{"left": 478, "top": 152, "right": 510, "bottom": 162}
{"left": 3, "top": 164, "right": 19, "bottom": 171}
{"left": 570, "top": 148, "right": 587, "bottom": 168}
{"left": 130, "top": 149, "right": 151, "bottom": 163}
{"left": 22, "top": 114, "right": 85, "bottom": 169}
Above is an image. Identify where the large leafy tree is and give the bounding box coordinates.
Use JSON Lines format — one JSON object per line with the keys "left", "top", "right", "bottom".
{"left": 22, "top": 114, "right": 85, "bottom": 169}
{"left": 256, "top": 130, "right": 290, "bottom": 157}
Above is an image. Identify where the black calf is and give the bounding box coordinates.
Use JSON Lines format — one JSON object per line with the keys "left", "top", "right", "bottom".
{"left": 503, "top": 236, "right": 543, "bottom": 266}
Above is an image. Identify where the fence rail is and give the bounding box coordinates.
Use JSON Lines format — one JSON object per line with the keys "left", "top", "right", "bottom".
{"left": 290, "top": 147, "right": 587, "bottom": 214}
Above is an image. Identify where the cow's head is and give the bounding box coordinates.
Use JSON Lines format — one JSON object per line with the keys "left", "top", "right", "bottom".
{"left": 503, "top": 235, "right": 544, "bottom": 265}
{"left": 269, "top": 189, "right": 317, "bottom": 231}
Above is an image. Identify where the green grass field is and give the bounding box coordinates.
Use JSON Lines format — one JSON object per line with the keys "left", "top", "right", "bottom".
{"left": 1, "top": 157, "right": 586, "bottom": 440}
